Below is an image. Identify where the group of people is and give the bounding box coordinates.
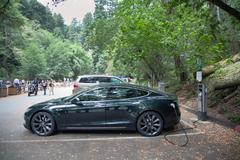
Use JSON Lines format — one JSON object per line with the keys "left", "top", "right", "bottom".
{"left": 41, "top": 80, "right": 55, "bottom": 96}
{"left": 13, "top": 78, "right": 26, "bottom": 94}
{"left": 0, "top": 77, "right": 73, "bottom": 96}
{"left": 63, "top": 77, "right": 71, "bottom": 87}
{"left": 11, "top": 78, "right": 55, "bottom": 96}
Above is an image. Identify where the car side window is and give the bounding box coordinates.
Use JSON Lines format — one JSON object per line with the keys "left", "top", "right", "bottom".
{"left": 96, "top": 77, "right": 111, "bottom": 83}
{"left": 107, "top": 87, "right": 148, "bottom": 100}
{"left": 78, "top": 88, "right": 108, "bottom": 101}
{"left": 79, "top": 77, "right": 91, "bottom": 83}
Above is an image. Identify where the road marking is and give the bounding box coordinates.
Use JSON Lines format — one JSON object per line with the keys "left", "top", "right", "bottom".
{"left": 0, "top": 132, "right": 203, "bottom": 144}
{"left": 181, "top": 120, "right": 195, "bottom": 128}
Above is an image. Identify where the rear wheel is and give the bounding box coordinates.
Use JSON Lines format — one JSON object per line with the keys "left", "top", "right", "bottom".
{"left": 137, "top": 111, "right": 163, "bottom": 137}
{"left": 31, "top": 112, "right": 55, "bottom": 136}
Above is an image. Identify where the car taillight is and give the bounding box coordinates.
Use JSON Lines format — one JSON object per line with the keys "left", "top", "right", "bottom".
{"left": 73, "top": 83, "right": 79, "bottom": 89}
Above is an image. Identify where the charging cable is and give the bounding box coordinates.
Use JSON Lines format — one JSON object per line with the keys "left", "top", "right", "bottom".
{"left": 164, "top": 103, "right": 198, "bottom": 147}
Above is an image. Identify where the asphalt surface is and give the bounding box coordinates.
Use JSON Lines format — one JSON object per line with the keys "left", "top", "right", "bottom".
{"left": 0, "top": 87, "right": 239, "bottom": 160}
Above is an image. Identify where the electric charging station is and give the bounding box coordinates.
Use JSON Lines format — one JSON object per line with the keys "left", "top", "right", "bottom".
{"left": 196, "top": 58, "right": 208, "bottom": 121}
{"left": 197, "top": 83, "right": 207, "bottom": 121}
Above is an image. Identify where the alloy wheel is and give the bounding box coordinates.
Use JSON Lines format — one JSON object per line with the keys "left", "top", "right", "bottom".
{"left": 137, "top": 111, "right": 163, "bottom": 137}
{"left": 31, "top": 112, "right": 55, "bottom": 136}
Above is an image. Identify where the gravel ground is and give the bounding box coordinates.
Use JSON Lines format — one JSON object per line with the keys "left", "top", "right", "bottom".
{"left": 180, "top": 108, "right": 240, "bottom": 160}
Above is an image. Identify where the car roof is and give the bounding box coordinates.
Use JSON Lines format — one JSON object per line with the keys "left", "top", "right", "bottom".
{"left": 77, "top": 75, "right": 120, "bottom": 78}
{"left": 86, "top": 83, "right": 164, "bottom": 94}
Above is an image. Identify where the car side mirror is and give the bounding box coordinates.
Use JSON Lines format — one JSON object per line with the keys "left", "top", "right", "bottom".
{"left": 71, "top": 97, "right": 81, "bottom": 105}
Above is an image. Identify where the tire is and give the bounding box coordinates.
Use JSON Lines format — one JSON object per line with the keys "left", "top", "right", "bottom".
{"left": 137, "top": 111, "right": 163, "bottom": 137}
{"left": 31, "top": 112, "right": 55, "bottom": 136}
{"left": 28, "top": 93, "right": 30, "bottom": 96}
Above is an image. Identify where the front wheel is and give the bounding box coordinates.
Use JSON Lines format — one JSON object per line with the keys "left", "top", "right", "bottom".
{"left": 137, "top": 111, "right": 163, "bottom": 137}
{"left": 31, "top": 112, "right": 55, "bottom": 136}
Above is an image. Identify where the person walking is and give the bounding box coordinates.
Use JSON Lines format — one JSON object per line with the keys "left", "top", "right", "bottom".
{"left": 42, "top": 80, "right": 48, "bottom": 95}
{"left": 49, "top": 80, "right": 54, "bottom": 96}
{"left": 32, "top": 78, "right": 39, "bottom": 95}
{"left": 21, "top": 79, "right": 25, "bottom": 93}
{"left": 13, "top": 78, "right": 21, "bottom": 94}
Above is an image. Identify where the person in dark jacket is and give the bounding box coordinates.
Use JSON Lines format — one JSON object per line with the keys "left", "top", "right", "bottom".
{"left": 41, "top": 80, "right": 48, "bottom": 95}
{"left": 32, "top": 78, "right": 39, "bottom": 95}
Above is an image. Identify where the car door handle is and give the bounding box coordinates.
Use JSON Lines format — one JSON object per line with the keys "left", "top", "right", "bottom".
{"left": 95, "top": 104, "right": 104, "bottom": 107}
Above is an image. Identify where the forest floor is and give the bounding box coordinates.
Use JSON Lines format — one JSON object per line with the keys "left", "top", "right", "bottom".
{"left": 176, "top": 84, "right": 240, "bottom": 128}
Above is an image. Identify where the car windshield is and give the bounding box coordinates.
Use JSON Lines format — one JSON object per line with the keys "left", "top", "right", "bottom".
{"left": 63, "top": 87, "right": 91, "bottom": 101}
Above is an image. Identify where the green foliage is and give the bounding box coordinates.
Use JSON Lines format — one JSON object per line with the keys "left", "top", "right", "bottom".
{"left": 0, "top": 1, "right": 92, "bottom": 80}
{"left": 82, "top": 0, "right": 119, "bottom": 73}
{"left": 105, "top": 0, "right": 227, "bottom": 83}
{"left": 1, "top": 0, "right": 239, "bottom": 85}
{"left": 20, "top": 21, "right": 92, "bottom": 80}
{"left": 0, "top": 0, "right": 25, "bottom": 79}
{"left": 229, "top": 116, "right": 240, "bottom": 124}
{"left": 80, "top": 12, "right": 93, "bottom": 47}
{"left": 20, "top": 42, "right": 46, "bottom": 79}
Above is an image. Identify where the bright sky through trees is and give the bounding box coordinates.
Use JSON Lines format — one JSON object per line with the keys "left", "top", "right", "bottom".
{"left": 38, "top": 0, "right": 95, "bottom": 25}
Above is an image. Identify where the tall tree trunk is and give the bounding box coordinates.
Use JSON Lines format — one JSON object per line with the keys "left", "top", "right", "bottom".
{"left": 174, "top": 55, "right": 188, "bottom": 83}
{"left": 142, "top": 57, "right": 158, "bottom": 86}
{"left": 207, "top": 0, "right": 240, "bottom": 21}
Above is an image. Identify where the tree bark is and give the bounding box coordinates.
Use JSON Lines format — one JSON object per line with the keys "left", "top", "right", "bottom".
{"left": 174, "top": 55, "right": 188, "bottom": 82}
{"left": 202, "top": 53, "right": 240, "bottom": 78}
{"left": 205, "top": 62, "right": 240, "bottom": 91}
{"left": 207, "top": 0, "right": 240, "bottom": 21}
{"left": 215, "top": 81, "right": 240, "bottom": 90}
{"left": 142, "top": 57, "right": 158, "bottom": 86}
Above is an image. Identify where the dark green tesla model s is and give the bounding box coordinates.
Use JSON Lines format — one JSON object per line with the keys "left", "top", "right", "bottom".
{"left": 24, "top": 84, "right": 180, "bottom": 137}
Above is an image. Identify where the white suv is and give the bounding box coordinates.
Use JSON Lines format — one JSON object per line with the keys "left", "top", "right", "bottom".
{"left": 72, "top": 75, "right": 124, "bottom": 93}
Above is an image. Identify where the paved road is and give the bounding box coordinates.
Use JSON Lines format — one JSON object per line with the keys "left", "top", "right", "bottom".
{"left": 0, "top": 87, "right": 239, "bottom": 160}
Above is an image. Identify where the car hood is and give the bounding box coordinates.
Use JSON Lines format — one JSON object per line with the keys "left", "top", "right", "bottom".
{"left": 28, "top": 97, "right": 67, "bottom": 110}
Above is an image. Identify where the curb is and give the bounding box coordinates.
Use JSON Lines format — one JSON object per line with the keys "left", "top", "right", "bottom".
{"left": 180, "top": 104, "right": 236, "bottom": 129}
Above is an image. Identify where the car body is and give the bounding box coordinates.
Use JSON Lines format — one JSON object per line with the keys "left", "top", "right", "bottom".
{"left": 24, "top": 83, "right": 181, "bottom": 136}
{"left": 72, "top": 75, "right": 124, "bottom": 94}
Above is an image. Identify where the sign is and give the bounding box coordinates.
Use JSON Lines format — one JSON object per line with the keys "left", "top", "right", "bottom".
{"left": 196, "top": 71, "right": 202, "bottom": 82}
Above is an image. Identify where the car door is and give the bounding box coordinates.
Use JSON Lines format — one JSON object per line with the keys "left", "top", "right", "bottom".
{"left": 105, "top": 87, "right": 148, "bottom": 128}
{"left": 64, "top": 88, "right": 108, "bottom": 128}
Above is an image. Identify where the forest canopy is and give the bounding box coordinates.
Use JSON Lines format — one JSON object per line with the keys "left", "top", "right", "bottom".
{"left": 0, "top": 0, "right": 239, "bottom": 84}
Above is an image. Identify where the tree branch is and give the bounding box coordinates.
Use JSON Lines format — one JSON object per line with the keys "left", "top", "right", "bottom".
{"left": 207, "top": 0, "right": 240, "bottom": 21}
{"left": 0, "top": 0, "right": 10, "bottom": 10}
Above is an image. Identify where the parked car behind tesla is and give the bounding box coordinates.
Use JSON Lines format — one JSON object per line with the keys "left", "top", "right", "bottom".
{"left": 24, "top": 83, "right": 180, "bottom": 137}
{"left": 72, "top": 75, "right": 124, "bottom": 94}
